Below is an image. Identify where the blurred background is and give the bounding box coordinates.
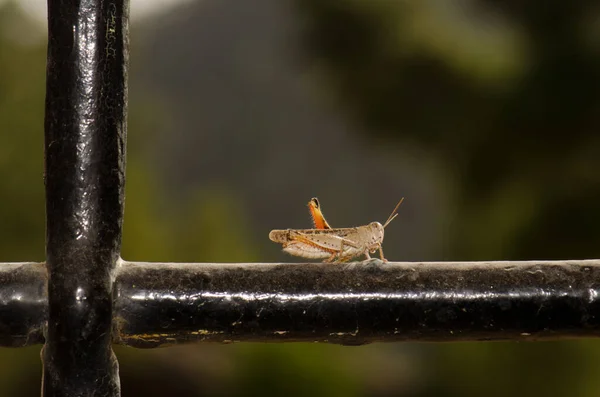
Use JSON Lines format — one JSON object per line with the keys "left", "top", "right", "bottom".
{"left": 1, "top": 0, "right": 600, "bottom": 395}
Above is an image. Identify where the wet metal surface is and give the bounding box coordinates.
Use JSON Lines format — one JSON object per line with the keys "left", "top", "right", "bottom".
{"left": 43, "top": 0, "right": 128, "bottom": 395}
{"left": 114, "top": 259, "right": 600, "bottom": 347}
{"left": 0, "top": 262, "right": 46, "bottom": 347}
{"left": 2, "top": 259, "right": 600, "bottom": 350}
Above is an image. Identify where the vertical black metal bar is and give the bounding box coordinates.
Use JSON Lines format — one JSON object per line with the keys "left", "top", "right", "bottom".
{"left": 43, "top": 0, "right": 129, "bottom": 395}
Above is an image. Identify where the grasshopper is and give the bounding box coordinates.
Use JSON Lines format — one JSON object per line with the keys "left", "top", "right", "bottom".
{"left": 269, "top": 198, "right": 403, "bottom": 263}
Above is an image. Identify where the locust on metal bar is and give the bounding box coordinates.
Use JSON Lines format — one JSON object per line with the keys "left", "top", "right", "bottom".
{"left": 269, "top": 198, "right": 403, "bottom": 263}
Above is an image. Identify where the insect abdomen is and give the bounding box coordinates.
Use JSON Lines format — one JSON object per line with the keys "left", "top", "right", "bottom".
{"left": 283, "top": 242, "right": 332, "bottom": 259}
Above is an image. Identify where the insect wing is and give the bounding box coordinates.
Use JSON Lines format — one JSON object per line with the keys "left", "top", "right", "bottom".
{"left": 269, "top": 229, "right": 293, "bottom": 244}
{"left": 296, "top": 231, "right": 358, "bottom": 249}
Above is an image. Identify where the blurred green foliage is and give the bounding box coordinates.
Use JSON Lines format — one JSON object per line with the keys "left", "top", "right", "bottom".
{"left": 294, "top": 1, "right": 600, "bottom": 396}
{"left": 297, "top": 0, "right": 600, "bottom": 262}
{"left": 1, "top": 3, "right": 361, "bottom": 396}
{"left": 0, "top": 3, "right": 45, "bottom": 262}
{"left": 2, "top": 0, "right": 600, "bottom": 396}
{"left": 233, "top": 344, "right": 361, "bottom": 397}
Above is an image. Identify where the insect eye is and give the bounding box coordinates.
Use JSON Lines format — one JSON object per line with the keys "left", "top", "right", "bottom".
{"left": 311, "top": 198, "right": 320, "bottom": 208}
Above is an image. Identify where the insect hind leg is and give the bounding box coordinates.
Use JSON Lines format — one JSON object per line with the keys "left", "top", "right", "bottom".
{"left": 324, "top": 252, "right": 338, "bottom": 263}
{"left": 325, "top": 238, "right": 347, "bottom": 263}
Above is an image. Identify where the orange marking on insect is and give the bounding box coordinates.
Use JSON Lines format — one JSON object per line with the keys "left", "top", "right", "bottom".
{"left": 308, "top": 197, "right": 331, "bottom": 229}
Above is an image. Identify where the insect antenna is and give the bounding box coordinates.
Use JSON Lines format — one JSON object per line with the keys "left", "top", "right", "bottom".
{"left": 383, "top": 197, "right": 404, "bottom": 228}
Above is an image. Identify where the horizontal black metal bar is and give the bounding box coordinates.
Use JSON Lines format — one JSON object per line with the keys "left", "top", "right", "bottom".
{"left": 2, "top": 259, "right": 600, "bottom": 348}
{"left": 43, "top": 0, "right": 128, "bottom": 394}
{"left": 0, "top": 262, "right": 46, "bottom": 347}
{"left": 114, "top": 259, "right": 600, "bottom": 347}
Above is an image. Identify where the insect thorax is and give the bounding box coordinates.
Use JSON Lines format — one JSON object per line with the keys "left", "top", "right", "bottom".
{"left": 366, "top": 222, "right": 385, "bottom": 248}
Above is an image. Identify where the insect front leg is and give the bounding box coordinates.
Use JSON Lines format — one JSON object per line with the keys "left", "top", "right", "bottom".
{"left": 378, "top": 246, "right": 388, "bottom": 262}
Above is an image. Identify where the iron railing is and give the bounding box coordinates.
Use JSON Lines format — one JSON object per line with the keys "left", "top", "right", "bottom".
{"left": 0, "top": 0, "right": 599, "bottom": 395}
